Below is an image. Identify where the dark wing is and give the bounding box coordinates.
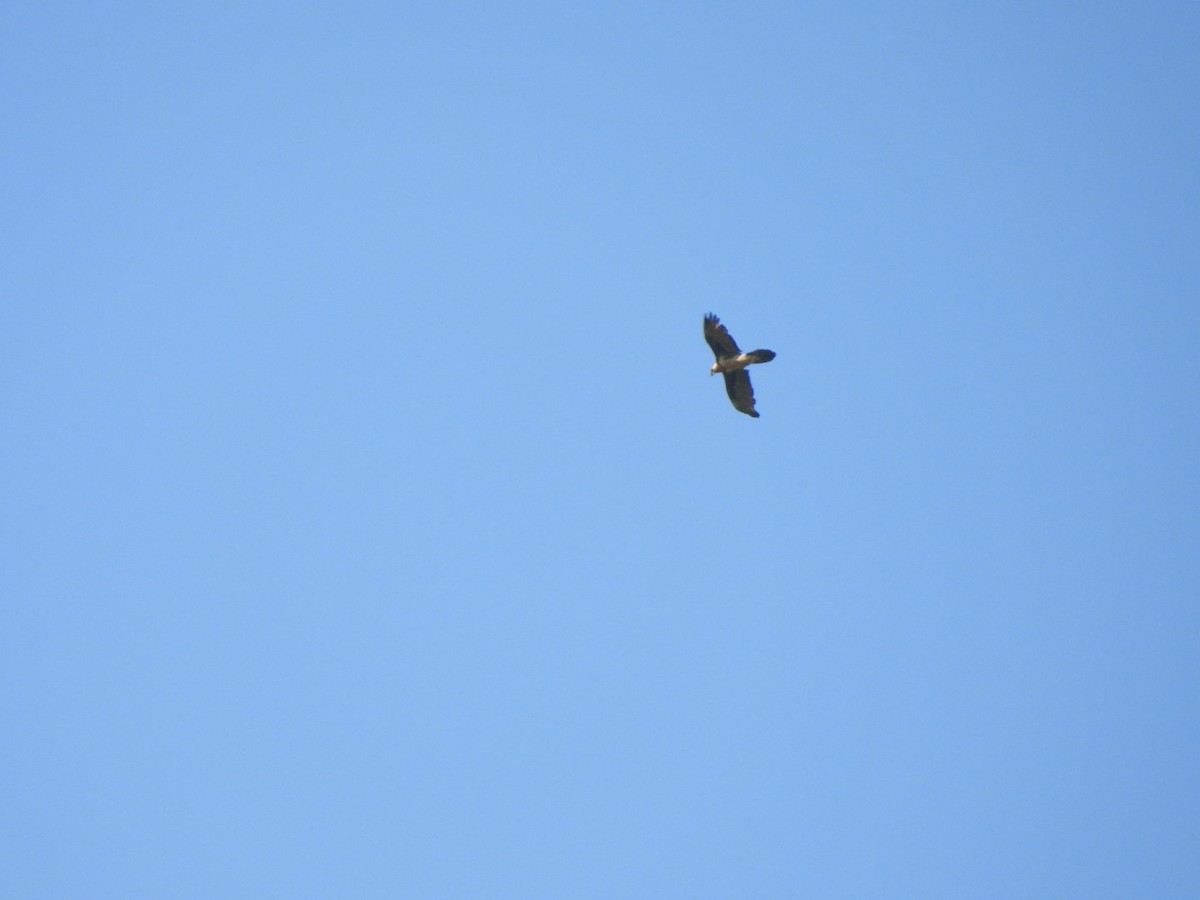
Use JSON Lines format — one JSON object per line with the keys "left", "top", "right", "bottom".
{"left": 704, "top": 313, "right": 741, "bottom": 360}
{"left": 723, "top": 369, "right": 759, "bottom": 417}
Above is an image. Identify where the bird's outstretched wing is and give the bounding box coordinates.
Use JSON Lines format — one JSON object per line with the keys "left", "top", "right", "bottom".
{"left": 723, "top": 369, "right": 759, "bottom": 417}
{"left": 704, "top": 313, "right": 741, "bottom": 361}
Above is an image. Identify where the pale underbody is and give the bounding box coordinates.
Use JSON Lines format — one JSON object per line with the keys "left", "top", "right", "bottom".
{"left": 710, "top": 354, "right": 759, "bottom": 375}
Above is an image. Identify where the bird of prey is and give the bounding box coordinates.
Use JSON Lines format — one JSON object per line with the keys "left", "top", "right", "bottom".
{"left": 704, "top": 313, "right": 776, "bottom": 418}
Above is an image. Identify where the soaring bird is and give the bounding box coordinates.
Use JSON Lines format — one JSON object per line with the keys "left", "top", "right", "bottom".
{"left": 704, "top": 313, "right": 776, "bottom": 418}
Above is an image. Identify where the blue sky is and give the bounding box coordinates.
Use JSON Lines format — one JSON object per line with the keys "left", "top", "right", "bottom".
{"left": 4, "top": 3, "right": 1198, "bottom": 897}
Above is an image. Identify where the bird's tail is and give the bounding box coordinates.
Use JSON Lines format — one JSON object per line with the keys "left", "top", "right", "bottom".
{"left": 746, "top": 349, "right": 776, "bottom": 365}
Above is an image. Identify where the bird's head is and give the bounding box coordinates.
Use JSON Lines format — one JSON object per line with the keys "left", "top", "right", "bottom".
{"left": 709, "top": 363, "right": 720, "bottom": 376}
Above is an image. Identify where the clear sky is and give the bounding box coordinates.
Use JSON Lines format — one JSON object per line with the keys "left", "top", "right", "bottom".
{"left": 4, "top": 3, "right": 1198, "bottom": 897}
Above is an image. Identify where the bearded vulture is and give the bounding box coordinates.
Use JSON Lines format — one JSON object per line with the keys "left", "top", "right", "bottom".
{"left": 704, "top": 313, "right": 776, "bottom": 418}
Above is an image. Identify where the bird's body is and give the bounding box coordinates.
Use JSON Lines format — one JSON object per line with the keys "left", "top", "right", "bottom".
{"left": 709, "top": 352, "right": 773, "bottom": 375}
{"left": 703, "top": 313, "right": 776, "bottom": 417}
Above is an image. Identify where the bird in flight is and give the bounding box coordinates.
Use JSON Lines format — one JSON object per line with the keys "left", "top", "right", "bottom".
{"left": 704, "top": 313, "right": 776, "bottom": 418}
